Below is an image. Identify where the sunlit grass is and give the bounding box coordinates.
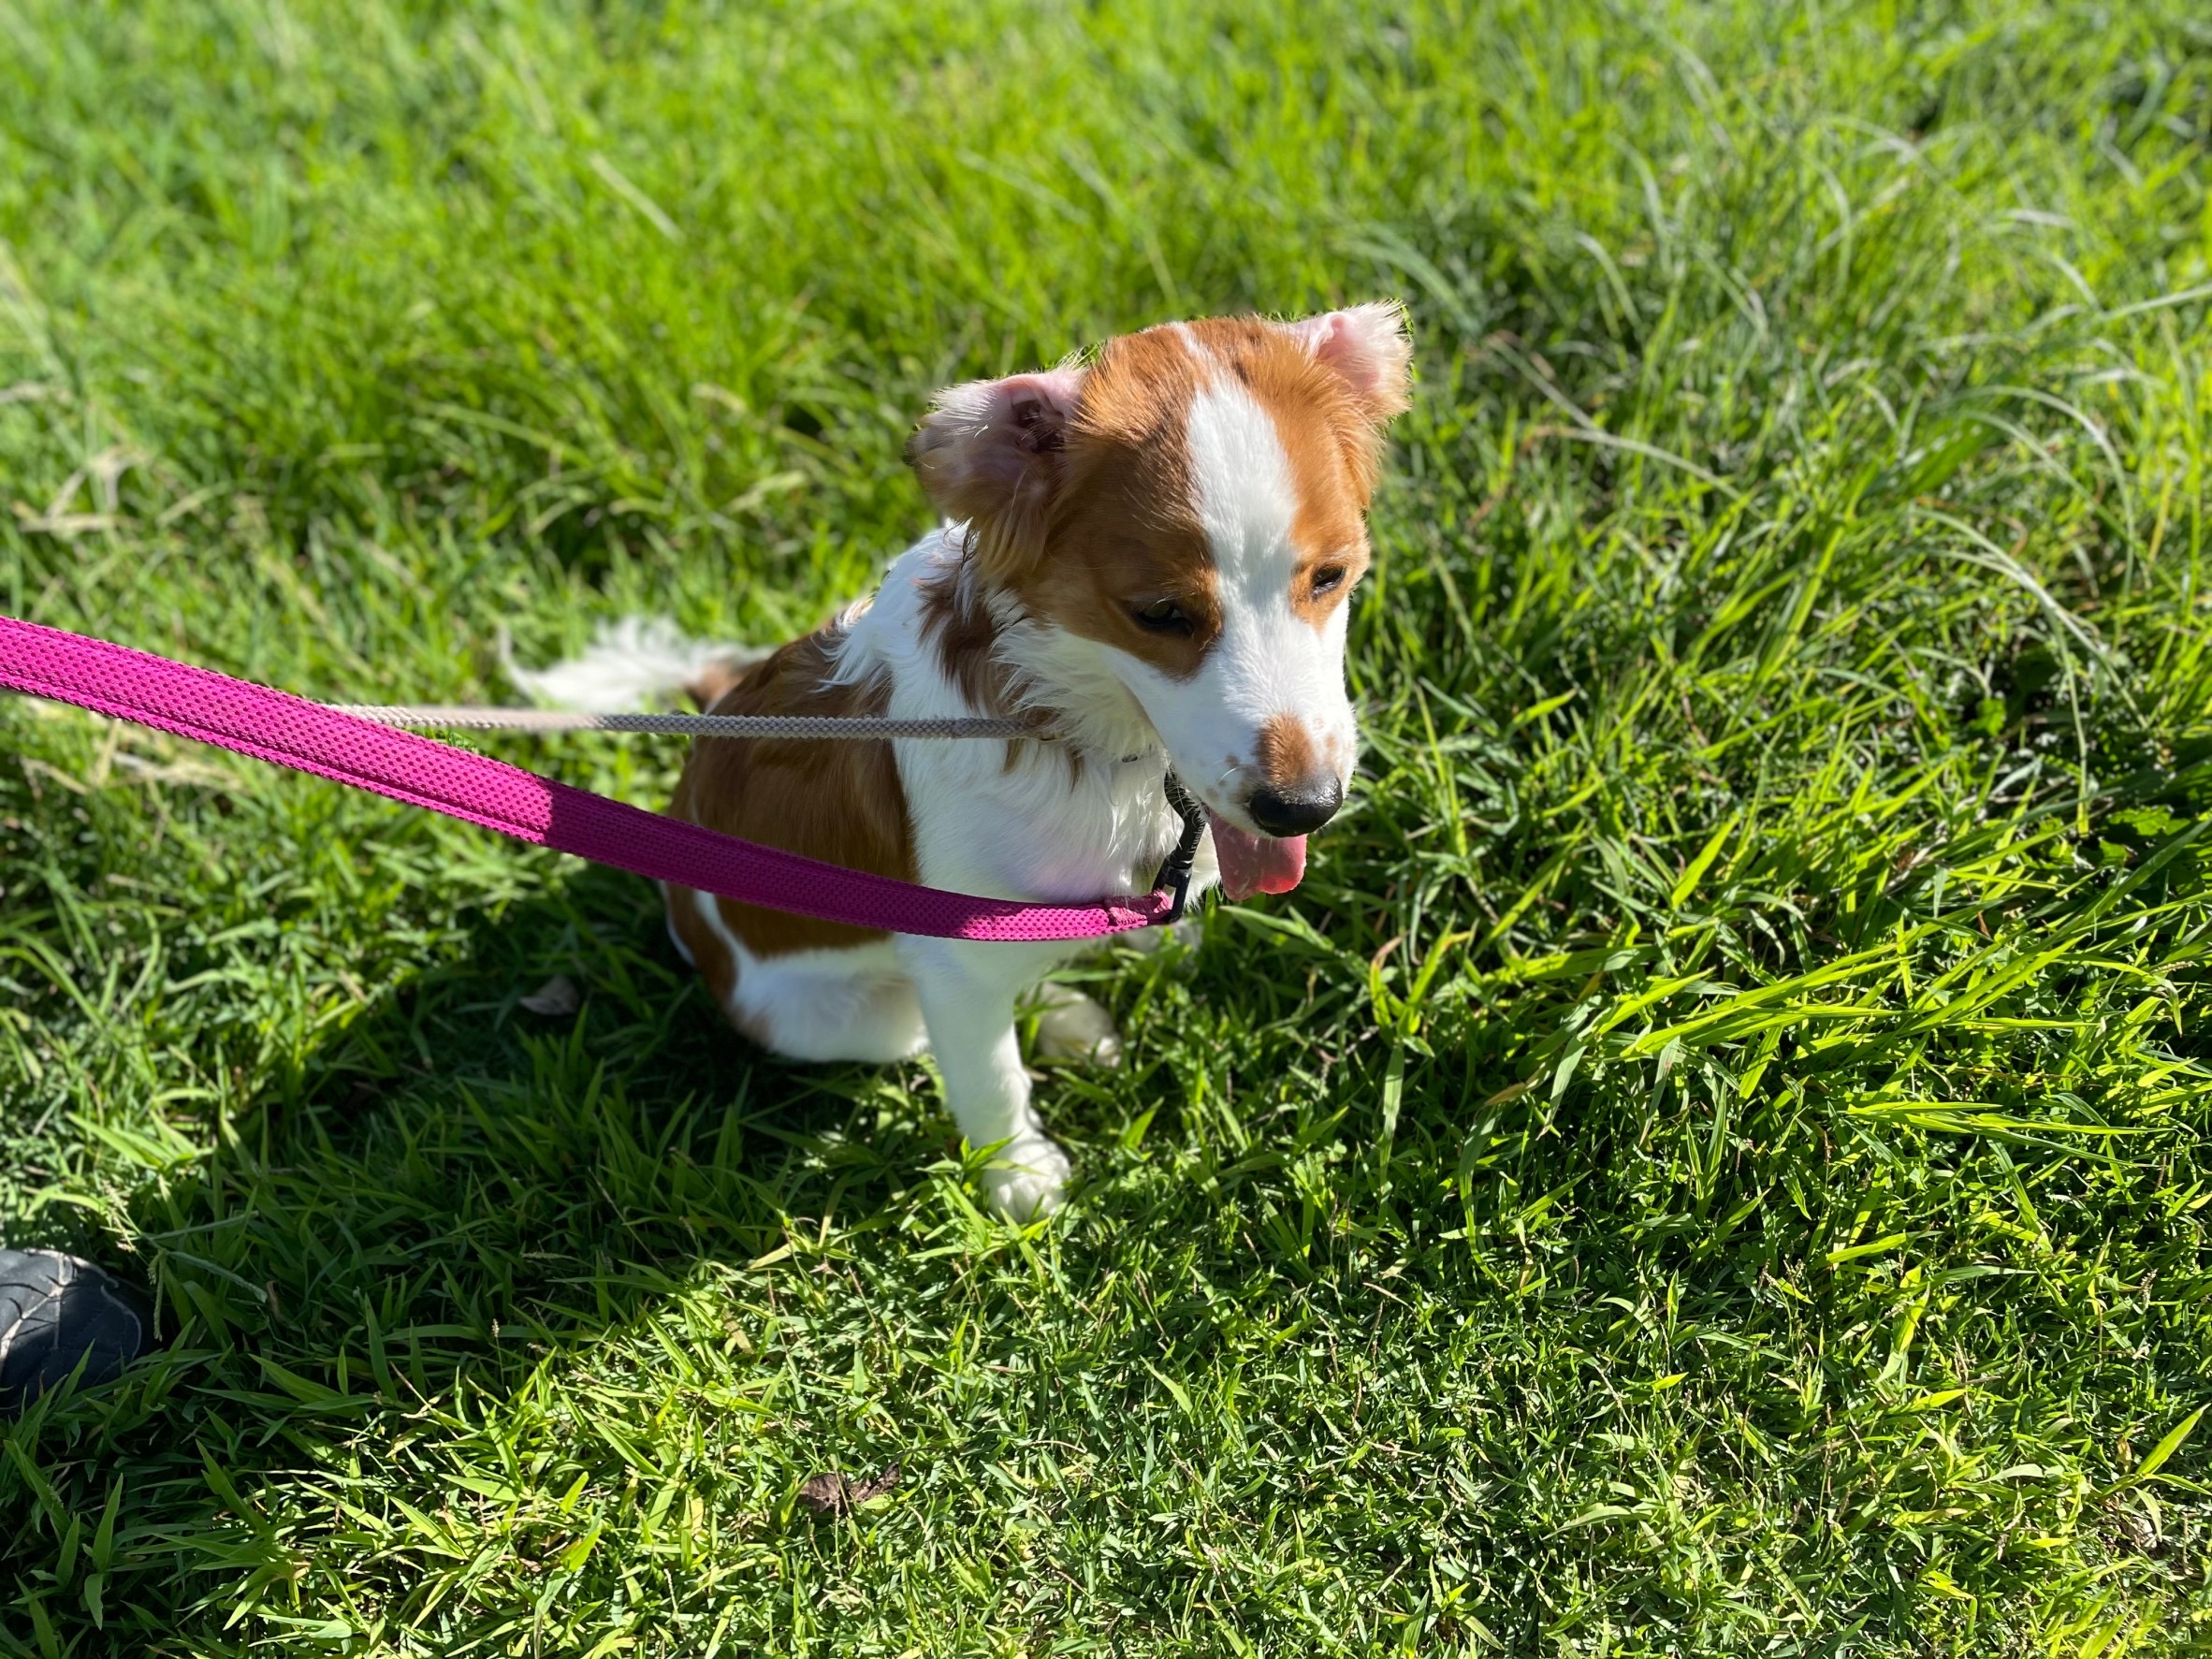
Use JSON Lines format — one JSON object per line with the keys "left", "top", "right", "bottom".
{"left": 2, "top": 1, "right": 2210, "bottom": 1652}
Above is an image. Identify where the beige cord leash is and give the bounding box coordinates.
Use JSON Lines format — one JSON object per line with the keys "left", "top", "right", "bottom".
{"left": 328, "top": 706, "right": 1044, "bottom": 740}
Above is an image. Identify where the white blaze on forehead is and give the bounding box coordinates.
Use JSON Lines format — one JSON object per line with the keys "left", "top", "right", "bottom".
{"left": 1183, "top": 380, "right": 1300, "bottom": 588}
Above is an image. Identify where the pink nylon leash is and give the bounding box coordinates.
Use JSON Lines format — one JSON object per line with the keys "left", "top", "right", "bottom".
{"left": 0, "top": 615, "right": 1184, "bottom": 944}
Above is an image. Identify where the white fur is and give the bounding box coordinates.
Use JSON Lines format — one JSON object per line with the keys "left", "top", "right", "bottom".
{"left": 503, "top": 615, "right": 767, "bottom": 711}
{"left": 687, "top": 886, "right": 924, "bottom": 1064}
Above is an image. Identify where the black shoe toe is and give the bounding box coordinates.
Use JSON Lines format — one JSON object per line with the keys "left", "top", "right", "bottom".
{"left": 0, "top": 1249, "right": 154, "bottom": 1413}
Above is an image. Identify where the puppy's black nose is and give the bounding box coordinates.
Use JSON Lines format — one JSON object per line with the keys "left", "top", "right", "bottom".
{"left": 1245, "top": 777, "right": 1344, "bottom": 837}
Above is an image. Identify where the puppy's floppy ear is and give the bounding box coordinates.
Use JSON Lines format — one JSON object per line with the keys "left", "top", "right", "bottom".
{"left": 907, "top": 367, "right": 1086, "bottom": 569}
{"left": 1282, "top": 301, "right": 1413, "bottom": 424}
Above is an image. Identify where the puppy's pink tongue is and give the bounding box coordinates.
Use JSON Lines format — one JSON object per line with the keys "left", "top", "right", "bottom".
{"left": 1207, "top": 812, "right": 1307, "bottom": 901}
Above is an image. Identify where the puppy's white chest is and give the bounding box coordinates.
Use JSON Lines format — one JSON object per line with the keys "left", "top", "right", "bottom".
{"left": 904, "top": 746, "right": 1178, "bottom": 907}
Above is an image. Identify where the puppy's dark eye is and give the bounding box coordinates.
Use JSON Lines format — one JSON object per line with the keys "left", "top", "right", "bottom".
{"left": 1131, "top": 598, "right": 1192, "bottom": 634}
{"left": 1310, "top": 564, "right": 1348, "bottom": 598}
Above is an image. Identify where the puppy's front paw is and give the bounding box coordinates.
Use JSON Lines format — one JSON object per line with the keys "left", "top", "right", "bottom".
{"left": 978, "top": 1132, "right": 1071, "bottom": 1221}
{"left": 1029, "top": 983, "right": 1122, "bottom": 1068}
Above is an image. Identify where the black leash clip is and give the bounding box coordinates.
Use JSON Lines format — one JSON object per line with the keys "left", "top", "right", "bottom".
{"left": 1150, "top": 773, "right": 1208, "bottom": 926}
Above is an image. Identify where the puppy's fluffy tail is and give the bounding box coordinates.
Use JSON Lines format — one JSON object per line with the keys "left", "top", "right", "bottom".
{"left": 502, "top": 616, "right": 770, "bottom": 712}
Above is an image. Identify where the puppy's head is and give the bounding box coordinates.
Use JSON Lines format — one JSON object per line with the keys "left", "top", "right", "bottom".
{"left": 908, "top": 306, "right": 1412, "bottom": 897}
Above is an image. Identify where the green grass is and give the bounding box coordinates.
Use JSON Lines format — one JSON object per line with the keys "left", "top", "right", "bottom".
{"left": 2, "top": 0, "right": 2211, "bottom": 1652}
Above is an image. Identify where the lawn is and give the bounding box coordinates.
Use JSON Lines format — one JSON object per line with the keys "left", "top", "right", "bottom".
{"left": 3, "top": 0, "right": 2210, "bottom": 1652}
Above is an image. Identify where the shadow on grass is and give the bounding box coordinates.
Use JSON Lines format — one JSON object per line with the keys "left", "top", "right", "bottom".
{"left": 3, "top": 858, "right": 963, "bottom": 1646}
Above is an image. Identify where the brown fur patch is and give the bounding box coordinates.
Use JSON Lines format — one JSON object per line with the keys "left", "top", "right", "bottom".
{"left": 982, "top": 317, "right": 1390, "bottom": 670}
{"left": 1191, "top": 315, "right": 1397, "bottom": 503}
{"left": 916, "top": 554, "right": 1075, "bottom": 775}
{"left": 918, "top": 557, "right": 1013, "bottom": 716}
{"left": 1181, "top": 316, "right": 1377, "bottom": 635}
{"left": 1255, "top": 711, "right": 1320, "bottom": 792}
{"left": 1011, "top": 326, "right": 1222, "bottom": 681}
{"left": 682, "top": 655, "right": 755, "bottom": 712}
{"left": 665, "top": 626, "right": 915, "bottom": 966}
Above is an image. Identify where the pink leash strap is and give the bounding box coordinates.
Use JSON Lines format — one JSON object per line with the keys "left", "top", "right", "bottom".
{"left": 0, "top": 615, "right": 1174, "bottom": 943}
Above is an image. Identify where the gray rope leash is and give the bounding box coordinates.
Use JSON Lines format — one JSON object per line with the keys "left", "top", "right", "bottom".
{"left": 330, "top": 706, "right": 1046, "bottom": 740}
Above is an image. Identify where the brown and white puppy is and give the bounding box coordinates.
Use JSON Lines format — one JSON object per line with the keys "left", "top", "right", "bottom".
{"left": 540, "top": 308, "right": 1411, "bottom": 1215}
